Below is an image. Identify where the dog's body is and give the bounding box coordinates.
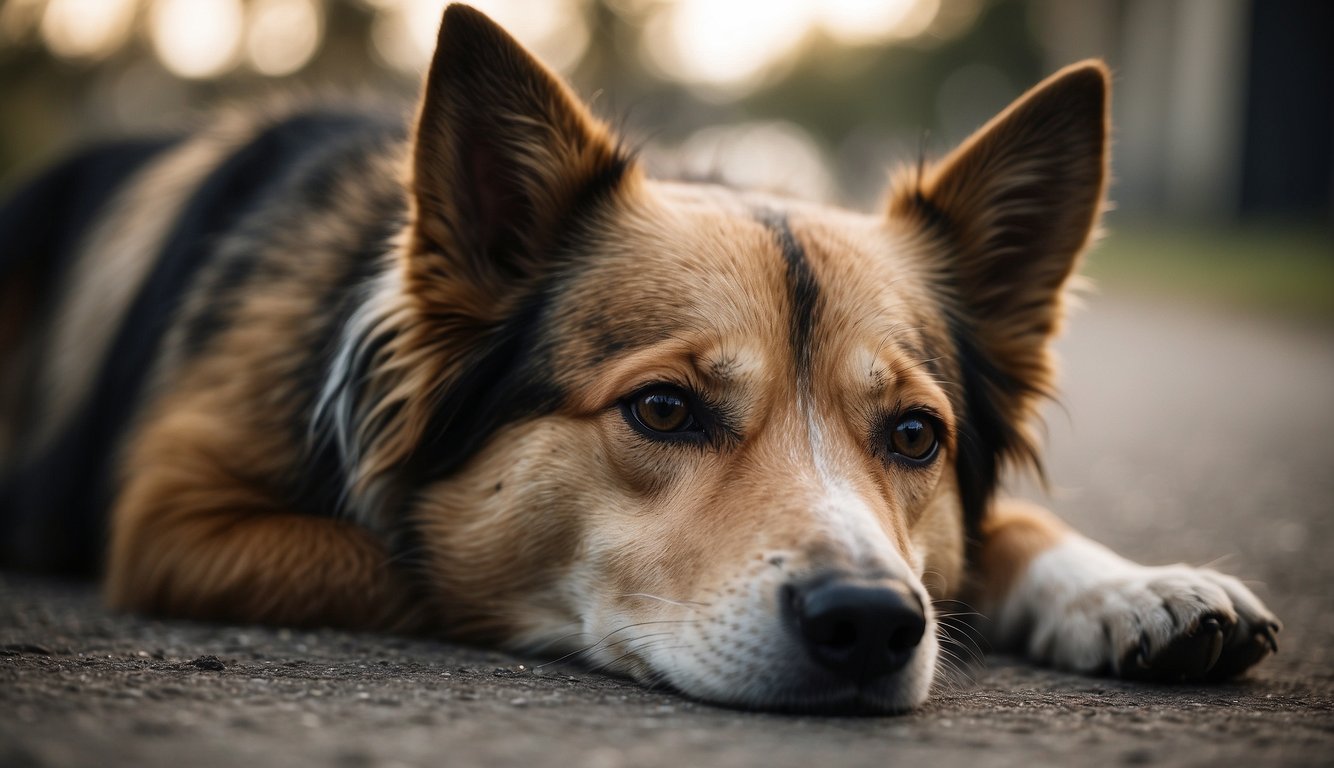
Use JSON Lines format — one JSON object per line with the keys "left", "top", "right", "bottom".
{"left": 0, "top": 5, "right": 1278, "bottom": 712}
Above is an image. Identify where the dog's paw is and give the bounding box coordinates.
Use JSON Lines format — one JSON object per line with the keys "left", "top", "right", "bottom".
{"left": 1027, "top": 564, "right": 1280, "bottom": 682}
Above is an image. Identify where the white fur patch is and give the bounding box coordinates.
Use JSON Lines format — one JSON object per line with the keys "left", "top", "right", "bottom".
{"left": 803, "top": 400, "right": 913, "bottom": 574}
{"left": 310, "top": 267, "right": 401, "bottom": 527}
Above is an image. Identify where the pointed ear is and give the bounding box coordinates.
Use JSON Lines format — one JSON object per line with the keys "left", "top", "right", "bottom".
{"left": 889, "top": 61, "right": 1109, "bottom": 497}
{"left": 892, "top": 60, "right": 1109, "bottom": 353}
{"left": 406, "top": 4, "right": 633, "bottom": 313}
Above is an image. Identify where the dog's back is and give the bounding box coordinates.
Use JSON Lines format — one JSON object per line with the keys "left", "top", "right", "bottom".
{"left": 0, "top": 108, "right": 405, "bottom": 573}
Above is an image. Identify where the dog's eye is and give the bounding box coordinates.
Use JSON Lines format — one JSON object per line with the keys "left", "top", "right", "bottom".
{"left": 889, "top": 413, "right": 939, "bottom": 464}
{"left": 631, "top": 389, "right": 696, "bottom": 434}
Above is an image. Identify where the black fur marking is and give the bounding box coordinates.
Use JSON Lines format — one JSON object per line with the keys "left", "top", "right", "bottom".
{"left": 755, "top": 211, "right": 820, "bottom": 382}
{"left": 409, "top": 296, "right": 563, "bottom": 482}
{"left": 907, "top": 190, "right": 956, "bottom": 243}
{"left": 0, "top": 136, "right": 182, "bottom": 573}
{"left": 946, "top": 323, "right": 1005, "bottom": 555}
{"left": 409, "top": 153, "right": 633, "bottom": 478}
{"left": 160, "top": 111, "right": 407, "bottom": 525}
{"left": 0, "top": 137, "right": 182, "bottom": 458}
{"left": 0, "top": 137, "right": 181, "bottom": 285}
{"left": 943, "top": 310, "right": 1047, "bottom": 563}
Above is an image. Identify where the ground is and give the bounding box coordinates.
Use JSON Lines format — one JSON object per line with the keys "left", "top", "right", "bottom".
{"left": 2, "top": 290, "right": 1332, "bottom": 767}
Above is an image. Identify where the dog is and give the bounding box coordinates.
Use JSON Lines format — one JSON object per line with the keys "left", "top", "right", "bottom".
{"left": 0, "top": 4, "right": 1279, "bottom": 712}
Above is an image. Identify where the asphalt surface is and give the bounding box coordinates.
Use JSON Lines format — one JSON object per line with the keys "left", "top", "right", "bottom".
{"left": 2, "top": 291, "right": 1332, "bottom": 767}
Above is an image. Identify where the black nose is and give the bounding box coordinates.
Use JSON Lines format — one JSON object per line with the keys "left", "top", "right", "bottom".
{"left": 785, "top": 576, "right": 926, "bottom": 681}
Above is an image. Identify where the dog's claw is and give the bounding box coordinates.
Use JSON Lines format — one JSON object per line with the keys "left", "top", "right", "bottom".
{"left": 1123, "top": 614, "right": 1232, "bottom": 682}
{"left": 1203, "top": 617, "right": 1280, "bottom": 681}
{"left": 1261, "top": 622, "right": 1280, "bottom": 655}
{"left": 1136, "top": 633, "right": 1152, "bottom": 669}
{"left": 1199, "top": 618, "right": 1225, "bottom": 671}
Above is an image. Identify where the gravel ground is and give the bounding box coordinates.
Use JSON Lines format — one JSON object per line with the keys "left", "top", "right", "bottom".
{"left": 3, "top": 292, "right": 1333, "bottom": 768}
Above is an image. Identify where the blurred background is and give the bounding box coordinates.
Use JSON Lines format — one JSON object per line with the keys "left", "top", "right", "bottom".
{"left": 0, "top": 0, "right": 1330, "bottom": 321}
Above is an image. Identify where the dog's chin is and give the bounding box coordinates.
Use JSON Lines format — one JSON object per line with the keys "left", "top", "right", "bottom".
{"left": 631, "top": 632, "right": 938, "bottom": 715}
{"left": 633, "top": 668, "right": 934, "bottom": 716}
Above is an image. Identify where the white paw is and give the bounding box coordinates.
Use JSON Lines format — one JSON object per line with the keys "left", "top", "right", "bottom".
{"left": 1011, "top": 539, "right": 1280, "bottom": 681}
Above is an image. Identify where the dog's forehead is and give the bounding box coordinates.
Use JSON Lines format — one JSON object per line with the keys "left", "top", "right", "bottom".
{"left": 783, "top": 209, "right": 947, "bottom": 363}
{"left": 548, "top": 181, "right": 945, "bottom": 388}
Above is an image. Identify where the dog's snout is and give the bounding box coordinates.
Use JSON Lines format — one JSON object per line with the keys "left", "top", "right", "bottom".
{"left": 785, "top": 576, "right": 926, "bottom": 682}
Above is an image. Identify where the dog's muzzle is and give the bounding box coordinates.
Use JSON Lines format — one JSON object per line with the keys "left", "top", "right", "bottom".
{"left": 783, "top": 574, "right": 926, "bottom": 683}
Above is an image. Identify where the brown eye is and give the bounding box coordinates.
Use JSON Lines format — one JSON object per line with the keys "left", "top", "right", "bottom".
{"left": 889, "top": 414, "right": 939, "bottom": 464}
{"left": 632, "top": 389, "right": 697, "bottom": 434}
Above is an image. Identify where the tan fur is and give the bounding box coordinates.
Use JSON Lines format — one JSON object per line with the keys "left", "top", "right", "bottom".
{"left": 105, "top": 387, "right": 417, "bottom": 629}
{"left": 973, "top": 499, "right": 1069, "bottom": 609}
{"left": 912, "top": 484, "right": 966, "bottom": 600}
{"left": 104, "top": 276, "right": 422, "bottom": 628}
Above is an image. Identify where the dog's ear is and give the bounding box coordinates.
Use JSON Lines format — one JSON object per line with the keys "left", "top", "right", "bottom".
{"left": 329, "top": 5, "right": 635, "bottom": 519}
{"left": 889, "top": 61, "right": 1108, "bottom": 504}
{"left": 406, "top": 4, "right": 633, "bottom": 316}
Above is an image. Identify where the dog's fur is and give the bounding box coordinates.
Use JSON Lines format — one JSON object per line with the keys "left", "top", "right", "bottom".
{"left": 0, "top": 5, "right": 1279, "bottom": 712}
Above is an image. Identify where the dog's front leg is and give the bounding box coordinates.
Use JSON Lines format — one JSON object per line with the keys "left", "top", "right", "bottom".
{"left": 975, "top": 500, "right": 1280, "bottom": 681}
{"left": 104, "top": 407, "right": 421, "bottom": 631}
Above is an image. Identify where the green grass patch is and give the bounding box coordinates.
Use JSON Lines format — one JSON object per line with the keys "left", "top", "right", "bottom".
{"left": 1085, "top": 222, "right": 1334, "bottom": 323}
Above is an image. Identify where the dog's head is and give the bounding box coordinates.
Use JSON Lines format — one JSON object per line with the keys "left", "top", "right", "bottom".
{"left": 334, "top": 5, "right": 1107, "bottom": 712}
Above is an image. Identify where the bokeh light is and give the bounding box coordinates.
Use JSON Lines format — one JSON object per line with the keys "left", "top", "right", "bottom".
{"left": 370, "top": 0, "right": 588, "bottom": 74}
{"left": 9, "top": 0, "right": 967, "bottom": 90}
{"left": 644, "top": 0, "right": 811, "bottom": 95}
{"left": 150, "top": 0, "right": 244, "bottom": 80}
{"left": 39, "top": 0, "right": 136, "bottom": 60}
{"left": 247, "top": 0, "right": 324, "bottom": 77}
{"left": 819, "top": 0, "right": 939, "bottom": 45}
{"left": 642, "top": 0, "right": 945, "bottom": 96}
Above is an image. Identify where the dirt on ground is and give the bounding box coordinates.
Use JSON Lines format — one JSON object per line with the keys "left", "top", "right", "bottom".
{"left": 3, "top": 293, "right": 1333, "bottom": 768}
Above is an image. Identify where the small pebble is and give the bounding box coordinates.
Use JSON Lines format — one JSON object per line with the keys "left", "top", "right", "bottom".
{"left": 188, "top": 655, "right": 225, "bottom": 671}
